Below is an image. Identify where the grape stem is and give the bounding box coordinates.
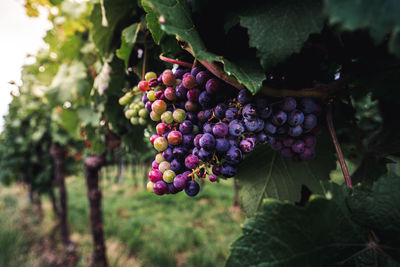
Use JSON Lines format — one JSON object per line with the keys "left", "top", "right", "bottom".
{"left": 179, "top": 39, "right": 351, "bottom": 98}
{"left": 159, "top": 54, "right": 193, "bottom": 68}
{"left": 326, "top": 102, "right": 353, "bottom": 188}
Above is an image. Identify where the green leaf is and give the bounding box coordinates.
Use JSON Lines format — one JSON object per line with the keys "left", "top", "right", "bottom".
{"left": 239, "top": 0, "right": 325, "bottom": 70}
{"left": 237, "top": 131, "right": 336, "bottom": 216}
{"left": 59, "top": 109, "right": 81, "bottom": 140}
{"left": 90, "top": 0, "right": 137, "bottom": 56}
{"left": 142, "top": 0, "right": 265, "bottom": 94}
{"left": 77, "top": 107, "right": 101, "bottom": 127}
{"left": 226, "top": 188, "right": 366, "bottom": 266}
{"left": 325, "top": 0, "right": 400, "bottom": 58}
{"left": 142, "top": 0, "right": 163, "bottom": 44}
{"left": 347, "top": 173, "right": 400, "bottom": 261}
{"left": 351, "top": 154, "right": 388, "bottom": 187}
{"left": 116, "top": 23, "right": 140, "bottom": 67}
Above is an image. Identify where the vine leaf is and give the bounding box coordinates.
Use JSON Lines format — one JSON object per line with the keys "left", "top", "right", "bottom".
{"left": 237, "top": 130, "right": 336, "bottom": 217}
{"left": 325, "top": 0, "right": 400, "bottom": 58}
{"left": 141, "top": 0, "right": 265, "bottom": 94}
{"left": 347, "top": 173, "right": 400, "bottom": 262}
{"left": 141, "top": 0, "right": 163, "bottom": 44}
{"left": 116, "top": 23, "right": 140, "bottom": 68}
{"left": 238, "top": 0, "right": 325, "bottom": 71}
{"left": 90, "top": 0, "right": 137, "bottom": 56}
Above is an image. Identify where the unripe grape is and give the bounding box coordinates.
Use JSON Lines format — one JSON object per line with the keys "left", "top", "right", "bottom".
{"left": 150, "top": 134, "right": 160, "bottom": 145}
{"left": 124, "top": 109, "right": 135, "bottom": 119}
{"left": 173, "top": 109, "right": 187, "bottom": 123}
{"left": 146, "top": 181, "right": 155, "bottom": 192}
{"left": 138, "top": 117, "right": 146, "bottom": 125}
{"left": 147, "top": 90, "right": 156, "bottom": 101}
{"left": 132, "top": 86, "right": 140, "bottom": 93}
{"left": 150, "top": 111, "right": 161, "bottom": 121}
{"left": 154, "top": 137, "right": 168, "bottom": 151}
{"left": 185, "top": 101, "right": 198, "bottom": 112}
{"left": 167, "top": 131, "right": 183, "bottom": 145}
{"left": 163, "top": 170, "right": 176, "bottom": 183}
{"left": 118, "top": 96, "right": 130, "bottom": 106}
{"left": 145, "top": 72, "right": 157, "bottom": 81}
{"left": 152, "top": 160, "right": 159, "bottom": 169}
{"left": 130, "top": 117, "right": 139, "bottom": 125}
{"left": 162, "top": 70, "right": 176, "bottom": 86}
{"left": 155, "top": 153, "right": 164, "bottom": 163}
{"left": 156, "top": 122, "right": 168, "bottom": 135}
{"left": 158, "top": 161, "right": 171, "bottom": 173}
{"left": 151, "top": 100, "right": 167, "bottom": 114}
{"left": 138, "top": 80, "right": 149, "bottom": 92}
{"left": 138, "top": 108, "right": 148, "bottom": 118}
{"left": 161, "top": 111, "right": 173, "bottom": 124}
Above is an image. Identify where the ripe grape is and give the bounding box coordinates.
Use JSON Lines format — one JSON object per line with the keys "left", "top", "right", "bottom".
{"left": 185, "top": 180, "right": 200, "bottom": 197}
{"left": 153, "top": 181, "right": 168, "bottom": 195}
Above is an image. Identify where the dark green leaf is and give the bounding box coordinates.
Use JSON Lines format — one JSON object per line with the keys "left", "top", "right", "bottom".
{"left": 227, "top": 187, "right": 366, "bottom": 266}
{"left": 142, "top": 0, "right": 265, "bottom": 94}
{"left": 142, "top": 0, "right": 163, "bottom": 44}
{"left": 239, "top": 0, "right": 325, "bottom": 70}
{"left": 237, "top": 131, "right": 336, "bottom": 216}
{"left": 90, "top": 0, "right": 137, "bottom": 56}
{"left": 347, "top": 173, "right": 400, "bottom": 261}
{"left": 116, "top": 23, "right": 140, "bottom": 67}
{"left": 352, "top": 154, "right": 388, "bottom": 187}
{"left": 325, "top": 0, "right": 400, "bottom": 58}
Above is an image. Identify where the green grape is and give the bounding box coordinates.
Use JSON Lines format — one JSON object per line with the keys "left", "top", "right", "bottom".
{"left": 155, "top": 153, "right": 164, "bottom": 163}
{"left": 150, "top": 111, "right": 161, "bottom": 121}
{"left": 163, "top": 170, "right": 176, "bottom": 183}
{"left": 125, "top": 109, "right": 135, "bottom": 119}
{"left": 173, "top": 109, "right": 187, "bottom": 123}
{"left": 138, "top": 108, "right": 149, "bottom": 118}
{"left": 145, "top": 72, "right": 157, "bottom": 81}
{"left": 158, "top": 161, "right": 171, "bottom": 173}
{"left": 161, "top": 111, "right": 173, "bottom": 124}
{"left": 153, "top": 137, "right": 168, "bottom": 151}
{"left": 130, "top": 117, "right": 139, "bottom": 125}
{"left": 138, "top": 117, "right": 146, "bottom": 125}
{"left": 146, "top": 181, "right": 155, "bottom": 193}
{"left": 147, "top": 90, "right": 156, "bottom": 101}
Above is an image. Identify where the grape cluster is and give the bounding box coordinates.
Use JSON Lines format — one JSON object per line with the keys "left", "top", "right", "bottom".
{"left": 130, "top": 67, "right": 321, "bottom": 197}
{"left": 118, "top": 73, "right": 160, "bottom": 125}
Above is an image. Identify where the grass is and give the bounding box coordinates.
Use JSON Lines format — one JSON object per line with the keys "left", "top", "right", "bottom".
{"left": 0, "top": 165, "right": 245, "bottom": 267}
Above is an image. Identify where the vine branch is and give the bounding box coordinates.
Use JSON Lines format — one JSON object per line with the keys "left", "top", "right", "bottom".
{"left": 326, "top": 103, "right": 353, "bottom": 188}
{"left": 159, "top": 54, "right": 193, "bottom": 68}
{"left": 179, "top": 39, "right": 351, "bottom": 98}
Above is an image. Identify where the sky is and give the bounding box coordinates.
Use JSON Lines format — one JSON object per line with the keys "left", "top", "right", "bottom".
{"left": 0, "top": 0, "right": 52, "bottom": 129}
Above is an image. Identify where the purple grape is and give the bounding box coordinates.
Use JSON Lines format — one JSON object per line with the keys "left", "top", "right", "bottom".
{"left": 244, "top": 119, "right": 258, "bottom": 132}
{"left": 281, "top": 148, "right": 294, "bottom": 158}
{"left": 162, "top": 148, "right": 173, "bottom": 161}
{"left": 206, "top": 78, "right": 220, "bottom": 94}
{"left": 214, "top": 103, "right": 227, "bottom": 119}
{"left": 173, "top": 146, "right": 188, "bottom": 160}
{"left": 199, "top": 91, "right": 214, "bottom": 108}
{"left": 288, "top": 109, "right": 304, "bottom": 126}
{"left": 171, "top": 159, "right": 182, "bottom": 172}
{"left": 199, "top": 133, "right": 216, "bottom": 150}
{"left": 228, "top": 120, "right": 245, "bottom": 137}
{"left": 242, "top": 104, "right": 257, "bottom": 121}
{"left": 198, "top": 147, "right": 213, "bottom": 161}
{"left": 187, "top": 89, "right": 200, "bottom": 102}
{"left": 202, "top": 122, "right": 213, "bottom": 133}
{"left": 186, "top": 112, "right": 197, "bottom": 123}
{"left": 175, "top": 84, "right": 187, "bottom": 100}
{"left": 221, "top": 163, "right": 237, "bottom": 178}
{"left": 228, "top": 136, "right": 240, "bottom": 147}
{"left": 167, "top": 183, "right": 180, "bottom": 194}
{"left": 258, "top": 104, "right": 272, "bottom": 119}
{"left": 153, "top": 181, "right": 168, "bottom": 195}
{"left": 157, "top": 74, "right": 163, "bottom": 83}
{"left": 192, "top": 147, "right": 199, "bottom": 157}
{"left": 264, "top": 121, "right": 277, "bottom": 134}
{"left": 174, "top": 69, "right": 189, "bottom": 79}
{"left": 209, "top": 174, "right": 217, "bottom": 182}
{"left": 257, "top": 132, "right": 275, "bottom": 145}
{"left": 283, "top": 137, "right": 295, "bottom": 147}
{"left": 225, "top": 146, "right": 243, "bottom": 164}
{"left": 271, "top": 111, "right": 287, "bottom": 126}
{"left": 281, "top": 97, "right": 297, "bottom": 112}
{"left": 288, "top": 125, "right": 303, "bottom": 137}
{"left": 300, "top": 98, "right": 317, "bottom": 113}
{"left": 185, "top": 154, "right": 199, "bottom": 169}
{"left": 194, "top": 134, "right": 202, "bottom": 148}
{"left": 303, "top": 135, "right": 316, "bottom": 147}
{"left": 212, "top": 164, "right": 221, "bottom": 175}
{"left": 191, "top": 67, "right": 203, "bottom": 77}
{"left": 240, "top": 138, "right": 255, "bottom": 153}
{"left": 216, "top": 138, "right": 230, "bottom": 152}
{"left": 142, "top": 93, "right": 149, "bottom": 104}
{"left": 271, "top": 140, "right": 283, "bottom": 150}
{"left": 179, "top": 120, "right": 193, "bottom": 134}
{"left": 203, "top": 109, "right": 213, "bottom": 120}
{"left": 145, "top": 101, "right": 153, "bottom": 112}
{"left": 277, "top": 125, "right": 288, "bottom": 134}
{"left": 300, "top": 147, "right": 315, "bottom": 161}
{"left": 292, "top": 140, "right": 305, "bottom": 153}
{"left": 152, "top": 160, "right": 159, "bottom": 169}
{"left": 173, "top": 174, "right": 187, "bottom": 190}
{"left": 225, "top": 107, "right": 238, "bottom": 122}
{"left": 182, "top": 134, "right": 194, "bottom": 148}
{"left": 237, "top": 89, "right": 252, "bottom": 105}
{"left": 212, "top": 122, "right": 228, "bottom": 138}
{"left": 255, "top": 119, "right": 265, "bottom": 132}
{"left": 196, "top": 71, "right": 210, "bottom": 86}
{"left": 255, "top": 97, "right": 269, "bottom": 109}
{"left": 303, "top": 114, "right": 317, "bottom": 130}
{"left": 185, "top": 180, "right": 200, "bottom": 196}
